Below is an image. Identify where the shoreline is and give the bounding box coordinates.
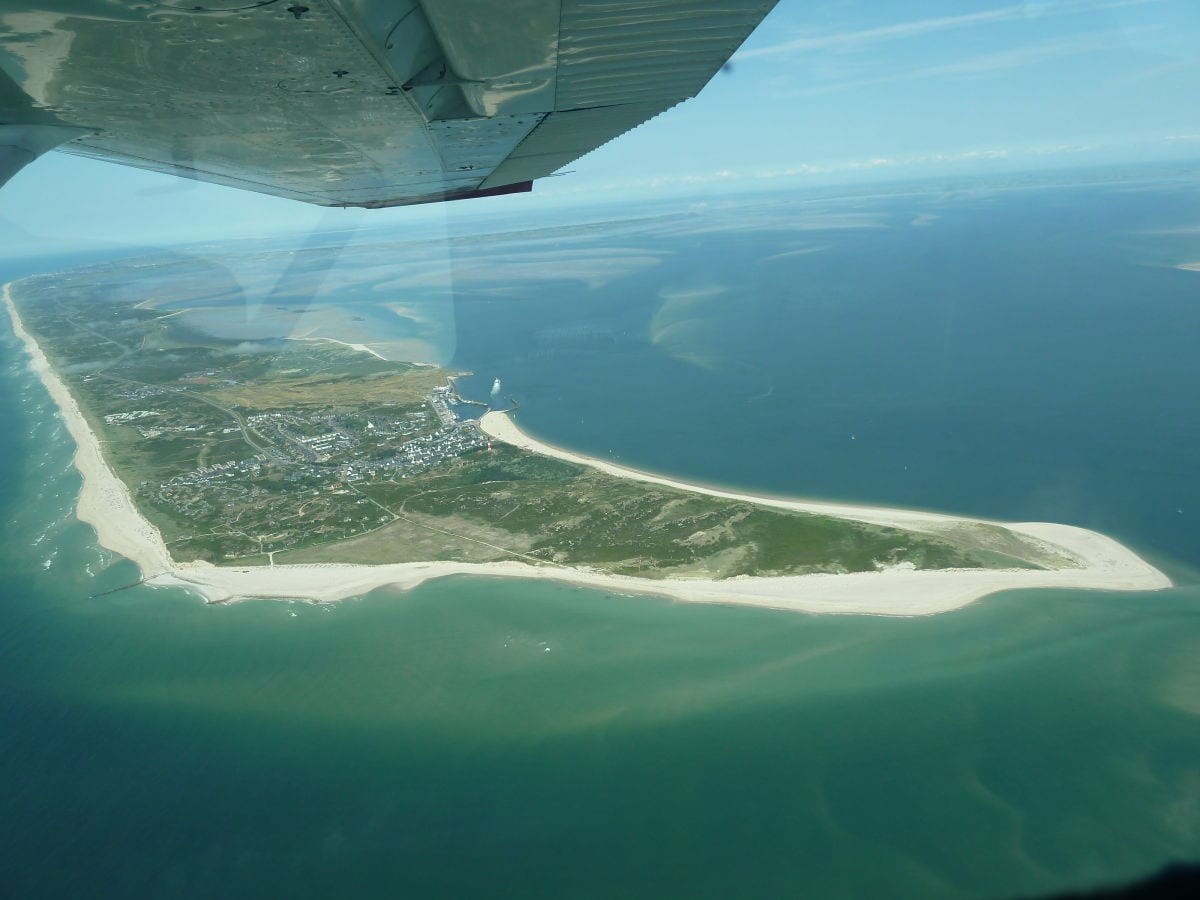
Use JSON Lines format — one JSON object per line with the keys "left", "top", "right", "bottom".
{"left": 292, "top": 335, "right": 387, "bottom": 360}
{"left": 480, "top": 412, "right": 994, "bottom": 530}
{"left": 4, "top": 281, "right": 1173, "bottom": 616}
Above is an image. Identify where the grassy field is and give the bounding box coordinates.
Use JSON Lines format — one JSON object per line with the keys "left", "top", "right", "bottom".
{"left": 283, "top": 445, "right": 1048, "bottom": 578}
{"left": 206, "top": 352, "right": 446, "bottom": 410}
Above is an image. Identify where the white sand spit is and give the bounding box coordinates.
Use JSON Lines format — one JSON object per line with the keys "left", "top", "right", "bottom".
{"left": 293, "top": 335, "right": 386, "bottom": 360}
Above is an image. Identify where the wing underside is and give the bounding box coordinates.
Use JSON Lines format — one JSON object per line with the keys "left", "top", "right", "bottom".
{"left": 0, "top": 0, "right": 777, "bottom": 207}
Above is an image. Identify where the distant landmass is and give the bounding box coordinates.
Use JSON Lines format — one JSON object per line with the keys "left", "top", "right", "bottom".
{"left": 2, "top": 257, "right": 1171, "bottom": 614}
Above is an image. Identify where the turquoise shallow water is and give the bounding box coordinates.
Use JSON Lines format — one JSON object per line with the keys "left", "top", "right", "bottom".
{"left": 3, "top": 179, "right": 1200, "bottom": 898}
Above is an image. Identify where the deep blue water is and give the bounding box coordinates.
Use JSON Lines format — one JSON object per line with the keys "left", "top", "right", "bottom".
{"left": 2, "top": 176, "right": 1200, "bottom": 899}
{"left": 447, "top": 180, "right": 1200, "bottom": 575}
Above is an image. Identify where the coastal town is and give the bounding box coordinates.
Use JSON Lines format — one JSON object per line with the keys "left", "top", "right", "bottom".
{"left": 110, "top": 377, "right": 493, "bottom": 560}
{"left": 156, "top": 384, "right": 489, "bottom": 487}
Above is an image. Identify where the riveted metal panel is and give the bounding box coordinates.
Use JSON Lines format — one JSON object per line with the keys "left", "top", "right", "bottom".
{"left": 479, "top": 101, "right": 675, "bottom": 189}
{"left": 507, "top": 102, "right": 672, "bottom": 157}
{"left": 426, "top": 114, "right": 545, "bottom": 173}
{"left": 0, "top": 1, "right": 461, "bottom": 205}
{"left": 480, "top": 0, "right": 778, "bottom": 189}
{"left": 419, "top": 0, "right": 560, "bottom": 117}
{"left": 555, "top": 0, "right": 776, "bottom": 110}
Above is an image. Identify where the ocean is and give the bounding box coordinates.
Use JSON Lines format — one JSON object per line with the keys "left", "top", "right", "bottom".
{"left": 2, "top": 173, "right": 1199, "bottom": 898}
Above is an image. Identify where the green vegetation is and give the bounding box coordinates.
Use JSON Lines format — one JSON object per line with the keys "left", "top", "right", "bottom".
{"left": 280, "top": 446, "right": 1047, "bottom": 577}
{"left": 12, "top": 266, "right": 1057, "bottom": 578}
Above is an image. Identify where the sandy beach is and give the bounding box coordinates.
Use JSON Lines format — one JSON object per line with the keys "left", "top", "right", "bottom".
{"left": 293, "top": 335, "right": 387, "bottom": 360}
{"left": 4, "top": 281, "right": 1172, "bottom": 615}
{"left": 481, "top": 412, "right": 997, "bottom": 530}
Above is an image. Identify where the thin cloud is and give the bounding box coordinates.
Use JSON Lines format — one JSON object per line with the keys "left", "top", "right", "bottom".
{"left": 542, "top": 148, "right": 1015, "bottom": 198}
{"left": 739, "top": 0, "right": 1163, "bottom": 61}
{"left": 779, "top": 29, "right": 1147, "bottom": 96}
{"left": 536, "top": 132, "right": 1195, "bottom": 201}
{"left": 1120, "top": 57, "right": 1200, "bottom": 82}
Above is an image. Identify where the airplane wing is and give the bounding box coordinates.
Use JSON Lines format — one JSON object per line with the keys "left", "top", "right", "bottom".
{"left": 0, "top": 0, "right": 777, "bottom": 207}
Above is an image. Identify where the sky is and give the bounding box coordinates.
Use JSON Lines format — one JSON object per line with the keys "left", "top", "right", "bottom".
{"left": 3, "top": 0, "right": 1200, "bottom": 255}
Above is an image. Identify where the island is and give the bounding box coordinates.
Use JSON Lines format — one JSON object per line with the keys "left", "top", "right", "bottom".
{"left": 3, "top": 269, "right": 1171, "bottom": 616}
